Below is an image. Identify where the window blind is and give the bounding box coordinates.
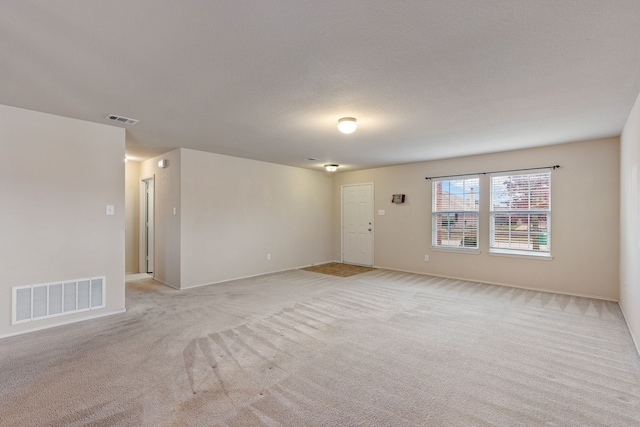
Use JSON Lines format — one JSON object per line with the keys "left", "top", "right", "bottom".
{"left": 432, "top": 176, "right": 479, "bottom": 249}
{"left": 490, "top": 171, "right": 551, "bottom": 255}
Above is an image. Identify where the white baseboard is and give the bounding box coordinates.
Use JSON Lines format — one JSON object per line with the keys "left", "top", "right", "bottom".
{"left": 180, "top": 260, "right": 337, "bottom": 290}
{"left": 151, "top": 277, "right": 180, "bottom": 290}
{"left": 0, "top": 309, "right": 127, "bottom": 340}
{"left": 373, "top": 265, "right": 619, "bottom": 302}
{"left": 619, "top": 303, "right": 640, "bottom": 358}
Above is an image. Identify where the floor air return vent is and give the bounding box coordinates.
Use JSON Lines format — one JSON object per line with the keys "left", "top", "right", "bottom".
{"left": 12, "top": 277, "right": 105, "bottom": 324}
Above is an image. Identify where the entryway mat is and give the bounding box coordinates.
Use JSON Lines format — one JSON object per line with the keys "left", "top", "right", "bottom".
{"left": 301, "top": 262, "right": 376, "bottom": 277}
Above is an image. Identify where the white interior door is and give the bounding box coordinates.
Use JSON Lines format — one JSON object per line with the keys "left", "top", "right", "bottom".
{"left": 140, "top": 177, "right": 154, "bottom": 274}
{"left": 342, "top": 183, "right": 374, "bottom": 266}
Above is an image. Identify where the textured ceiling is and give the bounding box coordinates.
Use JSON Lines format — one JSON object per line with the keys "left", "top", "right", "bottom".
{"left": 2, "top": 1, "right": 640, "bottom": 171}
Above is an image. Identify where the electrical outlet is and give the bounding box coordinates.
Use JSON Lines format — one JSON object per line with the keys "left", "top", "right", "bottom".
{"left": 267, "top": 254, "right": 271, "bottom": 260}
{"left": 424, "top": 255, "right": 429, "bottom": 262}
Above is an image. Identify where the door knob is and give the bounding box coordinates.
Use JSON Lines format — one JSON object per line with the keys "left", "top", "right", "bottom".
{"left": 368, "top": 228, "right": 372, "bottom": 231}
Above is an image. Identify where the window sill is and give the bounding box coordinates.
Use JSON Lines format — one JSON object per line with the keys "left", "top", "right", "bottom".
{"left": 489, "top": 249, "right": 553, "bottom": 260}
{"left": 432, "top": 246, "right": 481, "bottom": 255}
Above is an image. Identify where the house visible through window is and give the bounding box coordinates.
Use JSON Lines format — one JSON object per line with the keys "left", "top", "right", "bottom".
{"left": 432, "top": 177, "right": 479, "bottom": 249}
{"left": 490, "top": 171, "right": 551, "bottom": 256}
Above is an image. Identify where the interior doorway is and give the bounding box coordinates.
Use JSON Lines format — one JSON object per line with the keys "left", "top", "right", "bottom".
{"left": 342, "top": 183, "right": 374, "bottom": 266}
{"left": 140, "top": 177, "right": 154, "bottom": 274}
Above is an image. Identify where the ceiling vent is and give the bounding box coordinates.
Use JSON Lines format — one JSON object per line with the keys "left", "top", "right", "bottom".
{"left": 106, "top": 114, "right": 139, "bottom": 125}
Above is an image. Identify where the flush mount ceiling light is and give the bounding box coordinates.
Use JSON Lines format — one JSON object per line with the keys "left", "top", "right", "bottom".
{"left": 324, "top": 164, "right": 339, "bottom": 172}
{"left": 337, "top": 117, "right": 357, "bottom": 134}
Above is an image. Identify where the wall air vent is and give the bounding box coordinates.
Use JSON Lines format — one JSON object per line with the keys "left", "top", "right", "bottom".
{"left": 12, "top": 277, "right": 106, "bottom": 324}
{"left": 106, "top": 114, "right": 139, "bottom": 125}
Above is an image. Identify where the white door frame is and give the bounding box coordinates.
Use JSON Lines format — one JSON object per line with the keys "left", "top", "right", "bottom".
{"left": 139, "top": 176, "right": 155, "bottom": 274}
{"left": 341, "top": 182, "right": 374, "bottom": 266}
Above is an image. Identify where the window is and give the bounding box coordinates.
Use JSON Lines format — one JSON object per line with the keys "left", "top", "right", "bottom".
{"left": 432, "top": 177, "right": 479, "bottom": 249}
{"left": 490, "top": 171, "right": 551, "bottom": 256}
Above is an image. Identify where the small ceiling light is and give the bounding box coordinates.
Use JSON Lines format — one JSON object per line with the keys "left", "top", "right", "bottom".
{"left": 324, "top": 164, "right": 339, "bottom": 172}
{"left": 337, "top": 117, "right": 357, "bottom": 134}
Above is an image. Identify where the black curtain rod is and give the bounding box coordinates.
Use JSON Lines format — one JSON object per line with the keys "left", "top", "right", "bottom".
{"left": 425, "top": 165, "right": 560, "bottom": 180}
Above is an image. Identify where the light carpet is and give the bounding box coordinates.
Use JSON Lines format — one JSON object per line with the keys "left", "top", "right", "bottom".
{"left": 1, "top": 269, "right": 639, "bottom": 426}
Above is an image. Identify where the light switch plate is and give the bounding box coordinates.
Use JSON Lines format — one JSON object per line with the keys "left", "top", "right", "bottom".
{"left": 106, "top": 205, "right": 115, "bottom": 215}
{"left": 378, "top": 209, "right": 385, "bottom": 215}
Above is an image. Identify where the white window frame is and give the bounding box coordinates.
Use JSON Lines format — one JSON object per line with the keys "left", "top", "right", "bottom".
{"left": 489, "top": 170, "right": 552, "bottom": 259}
{"left": 432, "top": 176, "right": 480, "bottom": 252}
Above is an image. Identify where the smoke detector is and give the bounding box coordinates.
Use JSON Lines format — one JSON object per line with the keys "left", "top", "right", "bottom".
{"left": 106, "top": 114, "right": 139, "bottom": 125}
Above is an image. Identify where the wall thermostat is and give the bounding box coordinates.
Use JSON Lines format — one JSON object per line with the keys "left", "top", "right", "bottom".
{"left": 392, "top": 194, "right": 405, "bottom": 204}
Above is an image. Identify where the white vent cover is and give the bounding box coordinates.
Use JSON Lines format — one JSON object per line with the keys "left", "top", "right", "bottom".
{"left": 12, "top": 277, "right": 105, "bottom": 324}
{"left": 105, "top": 114, "right": 139, "bottom": 125}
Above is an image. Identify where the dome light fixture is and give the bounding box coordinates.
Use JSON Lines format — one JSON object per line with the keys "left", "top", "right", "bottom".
{"left": 337, "top": 117, "right": 357, "bottom": 134}
{"left": 324, "top": 164, "right": 339, "bottom": 172}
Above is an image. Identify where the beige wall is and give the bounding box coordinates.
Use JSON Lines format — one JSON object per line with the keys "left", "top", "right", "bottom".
{"left": 333, "top": 138, "right": 620, "bottom": 300}
{"left": 179, "top": 149, "right": 334, "bottom": 288}
{"left": 140, "top": 150, "right": 182, "bottom": 288}
{"left": 125, "top": 160, "right": 140, "bottom": 273}
{"left": 0, "top": 105, "right": 126, "bottom": 337}
{"left": 1, "top": 103, "right": 632, "bottom": 343}
{"left": 141, "top": 148, "right": 334, "bottom": 289}
{"left": 620, "top": 92, "right": 640, "bottom": 353}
